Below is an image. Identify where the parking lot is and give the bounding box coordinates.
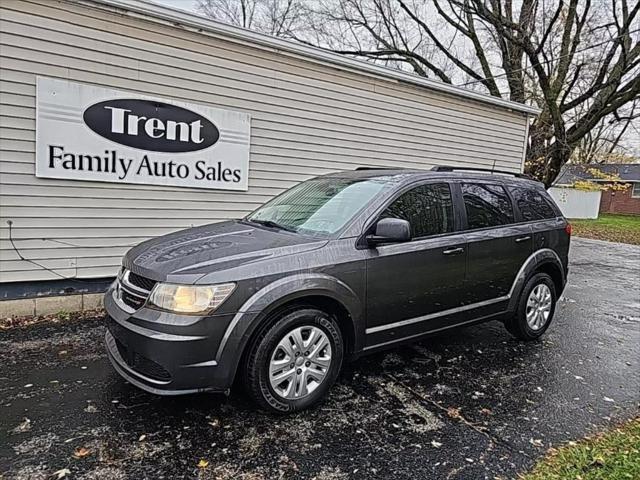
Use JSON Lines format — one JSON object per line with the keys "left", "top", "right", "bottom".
{"left": 1, "top": 237, "right": 638, "bottom": 480}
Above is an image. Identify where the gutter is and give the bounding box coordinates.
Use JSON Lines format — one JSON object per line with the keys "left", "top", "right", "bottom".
{"left": 81, "top": 0, "right": 541, "bottom": 116}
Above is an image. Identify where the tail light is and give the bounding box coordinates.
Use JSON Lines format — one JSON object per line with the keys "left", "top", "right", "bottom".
{"left": 565, "top": 223, "right": 572, "bottom": 236}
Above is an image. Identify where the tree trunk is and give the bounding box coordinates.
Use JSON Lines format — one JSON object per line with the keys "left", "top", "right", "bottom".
{"left": 525, "top": 123, "right": 572, "bottom": 188}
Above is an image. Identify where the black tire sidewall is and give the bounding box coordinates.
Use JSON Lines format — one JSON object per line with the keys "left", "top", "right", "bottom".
{"left": 515, "top": 273, "right": 557, "bottom": 340}
{"left": 250, "top": 308, "right": 343, "bottom": 413}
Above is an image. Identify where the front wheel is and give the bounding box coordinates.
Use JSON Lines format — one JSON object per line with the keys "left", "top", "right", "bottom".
{"left": 243, "top": 308, "right": 343, "bottom": 413}
{"left": 505, "top": 272, "right": 557, "bottom": 341}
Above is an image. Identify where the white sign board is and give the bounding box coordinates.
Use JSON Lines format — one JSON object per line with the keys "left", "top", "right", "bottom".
{"left": 36, "top": 77, "right": 250, "bottom": 190}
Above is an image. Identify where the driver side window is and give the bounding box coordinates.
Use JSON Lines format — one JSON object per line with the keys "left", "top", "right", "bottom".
{"left": 381, "top": 183, "right": 454, "bottom": 238}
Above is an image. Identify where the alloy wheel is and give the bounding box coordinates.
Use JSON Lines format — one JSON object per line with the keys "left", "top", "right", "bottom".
{"left": 526, "top": 283, "right": 552, "bottom": 330}
{"left": 268, "top": 325, "right": 332, "bottom": 400}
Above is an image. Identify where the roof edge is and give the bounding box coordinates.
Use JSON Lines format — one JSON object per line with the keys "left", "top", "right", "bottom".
{"left": 84, "top": 0, "right": 541, "bottom": 116}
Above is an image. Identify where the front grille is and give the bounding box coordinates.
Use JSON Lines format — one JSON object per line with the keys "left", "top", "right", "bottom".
{"left": 128, "top": 272, "right": 157, "bottom": 292}
{"left": 116, "top": 269, "right": 154, "bottom": 311}
{"left": 115, "top": 338, "right": 171, "bottom": 382}
{"left": 121, "top": 289, "right": 145, "bottom": 310}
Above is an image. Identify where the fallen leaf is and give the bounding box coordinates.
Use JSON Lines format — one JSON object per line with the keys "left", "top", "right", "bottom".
{"left": 138, "top": 434, "right": 146, "bottom": 441}
{"left": 530, "top": 438, "right": 544, "bottom": 447}
{"left": 447, "top": 407, "right": 461, "bottom": 419}
{"left": 12, "top": 417, "right": 31, "bottom": 434}
{"left": 73, "top": 447, "right": 91, "bottom": 458}
{"left": 431, "top": 440, "right": 442, "bottom": 448}
{"left": 197, "top": 459, "right": 209, "bottom": 469}
{"left": 52, "top": 468, "right": 71, "bottom": 479}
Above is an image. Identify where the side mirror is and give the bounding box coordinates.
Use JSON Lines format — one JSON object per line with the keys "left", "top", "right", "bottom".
{"left": 367, "top": 218, "right": 411, "bottom": 246}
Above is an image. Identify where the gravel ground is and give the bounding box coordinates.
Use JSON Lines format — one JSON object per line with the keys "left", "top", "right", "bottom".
{"left": 1, "top": 237, "right": 638, "bottom": 480}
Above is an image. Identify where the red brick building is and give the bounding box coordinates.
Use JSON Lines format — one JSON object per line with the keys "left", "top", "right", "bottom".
{"left": 554, "top": 164, "right": 640, "bottom": 216}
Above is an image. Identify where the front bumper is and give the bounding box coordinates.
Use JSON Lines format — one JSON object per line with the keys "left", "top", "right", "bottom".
{"left": 104, "top": 286, "right": 238, "bottom": 395}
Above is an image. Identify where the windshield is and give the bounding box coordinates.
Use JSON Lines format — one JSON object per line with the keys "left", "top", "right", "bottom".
{"left": 246, "top": 177, "right": 390, "bottom": 236}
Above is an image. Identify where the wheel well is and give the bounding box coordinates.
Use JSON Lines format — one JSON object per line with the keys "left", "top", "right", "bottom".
{"left": 278, "top": 296, "right": 355, "bottom": 356}
{"left": 234, "top": 294, "right": 356, "bottom": 387}
{"left": 535, "top": 261, "right": 564, "bottom": 294}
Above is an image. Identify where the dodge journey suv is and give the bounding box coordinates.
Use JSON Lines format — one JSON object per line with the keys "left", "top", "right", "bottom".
{"left": 105, "top": 166, "right": 570, "bottom": 412}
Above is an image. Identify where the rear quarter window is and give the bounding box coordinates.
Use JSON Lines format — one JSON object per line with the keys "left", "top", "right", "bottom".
{"left": 510, "top": 187, "right": 558, "bottom": 221}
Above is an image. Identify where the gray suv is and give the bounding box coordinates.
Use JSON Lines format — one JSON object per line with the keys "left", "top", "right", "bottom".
{"left": 105, "top": 166, "right": 570, "bottom": 412}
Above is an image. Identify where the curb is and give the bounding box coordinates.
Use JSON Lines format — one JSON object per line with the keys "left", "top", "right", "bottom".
{"left": 0, "top": 293, "right": 104, "bottom": 318}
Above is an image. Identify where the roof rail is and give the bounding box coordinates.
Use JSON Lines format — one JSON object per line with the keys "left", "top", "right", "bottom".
{"left": 430, "top": 165, "right": 534, "bottom": 179}
{"left": 355, "top": 166, "right": 407, "bottom": 171}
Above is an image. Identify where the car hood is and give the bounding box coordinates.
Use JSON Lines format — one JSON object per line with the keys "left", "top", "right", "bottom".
{"left": 123, "top": 220, "right": 327, "bottom": 282}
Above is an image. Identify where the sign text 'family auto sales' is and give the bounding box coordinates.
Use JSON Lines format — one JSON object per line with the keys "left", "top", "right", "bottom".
{"left": 36, "top": 78, "right": 250, "bottom": 191}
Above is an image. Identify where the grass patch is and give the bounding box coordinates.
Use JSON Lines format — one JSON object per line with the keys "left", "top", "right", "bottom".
{"left": 521, "top": 417, "right": 640, "bottom": 480}
{"left": 570, "top": 214, "right": 640, "bottom": 245}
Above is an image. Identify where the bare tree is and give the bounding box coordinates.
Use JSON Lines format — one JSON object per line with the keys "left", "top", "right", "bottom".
{"left": 197, "top": 0, "right": 305, "bottom": 36}
{"left": 572, "top": 99, "right": 640, "bottom": 163}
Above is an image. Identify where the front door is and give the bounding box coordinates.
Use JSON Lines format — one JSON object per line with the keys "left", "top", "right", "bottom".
{"left": 364, "top": 182, "right": 467, "bottom": 347}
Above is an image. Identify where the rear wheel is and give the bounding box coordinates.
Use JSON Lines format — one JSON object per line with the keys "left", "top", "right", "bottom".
{"left": 505, "top": 272, "right": 557, "bottom": 341}
{"left": 244, "top": 308, "right": 343, "bottom": 413}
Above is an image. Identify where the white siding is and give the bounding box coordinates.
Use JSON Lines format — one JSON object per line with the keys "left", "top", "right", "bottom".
{"left": 0, "top": 0, "right": 530, "bottom": 283}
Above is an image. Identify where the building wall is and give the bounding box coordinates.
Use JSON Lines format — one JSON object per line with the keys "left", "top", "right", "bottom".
{"left": 0, "top": 0, "right": 530, "bottom": 283}
{"left": 599, "top": 184, "right": 640, "bottom": 216}
{"left": 548, "top": 187, "right": 602, "bottom": 219}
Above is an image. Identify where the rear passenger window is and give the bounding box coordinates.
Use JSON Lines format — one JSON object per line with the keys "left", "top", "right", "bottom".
{"left": 382, "top": 183, "right": 454, "bottom": 238}
{"left": 462, "top": 183, "right": 514, "bottom": 229}
{"left": 510, "top": 187, "right": 557, "bottom": 221}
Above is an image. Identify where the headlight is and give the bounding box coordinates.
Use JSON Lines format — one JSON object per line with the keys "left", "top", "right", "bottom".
{"left": 148, "top": 283, "right": 236, "bottom": 314}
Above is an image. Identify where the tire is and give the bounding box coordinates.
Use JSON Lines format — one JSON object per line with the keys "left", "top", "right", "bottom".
{"left": 243, "top": 308, "right": 343, "bottom": 413}
{"left": 505, "top": 272, "right": 557, "bottom": 341}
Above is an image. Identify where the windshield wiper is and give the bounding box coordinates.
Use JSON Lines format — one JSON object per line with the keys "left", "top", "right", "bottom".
{"left": 245, "top": 219, "right": 297, "bottom": 233}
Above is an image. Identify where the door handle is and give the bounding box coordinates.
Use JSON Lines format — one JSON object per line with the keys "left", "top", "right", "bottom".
{"left": 443, "top": 247, "right": 464, "bottom": 255}
{"left": 515, "top": 236, "right": 531, "bottom": 243}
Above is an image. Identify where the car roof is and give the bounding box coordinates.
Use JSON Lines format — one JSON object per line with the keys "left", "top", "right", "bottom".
{"left": 321, "top": 167, "right": 544, "bottom": 188}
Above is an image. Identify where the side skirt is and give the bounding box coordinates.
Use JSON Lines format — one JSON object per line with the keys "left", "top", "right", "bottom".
{"left": 360, "top": 311, "right": 506, "bottom": 356}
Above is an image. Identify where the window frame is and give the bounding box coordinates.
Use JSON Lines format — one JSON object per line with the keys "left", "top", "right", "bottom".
{"left": 508, "top": 185, "right": 560, "bottom": 223}
{"left": 362, "top": 180, "right": 462, "bottom": 243}
{"left": 453, "top": 180, "right": 518, "bottom": 232}
{"left": 632, "top": 182, "right": 640, "bottom": 198}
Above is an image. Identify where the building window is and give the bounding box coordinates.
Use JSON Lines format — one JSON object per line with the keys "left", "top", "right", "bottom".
{"left": 632, "top": 182, "right": 640, "bottom": 198}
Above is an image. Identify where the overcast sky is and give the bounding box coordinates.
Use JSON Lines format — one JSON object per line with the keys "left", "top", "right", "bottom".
{"left": 153, "top": 0, "right": 198, "bottom": 12}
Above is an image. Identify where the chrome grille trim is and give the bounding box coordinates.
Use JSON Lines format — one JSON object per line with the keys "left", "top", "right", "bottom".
{"left": 115, "top": 269, "right": 153, "bottom": 311}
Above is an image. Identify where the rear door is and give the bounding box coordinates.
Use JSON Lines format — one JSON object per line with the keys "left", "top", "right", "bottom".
{"left": 364, "top": 181, "right": 467, "bottom": 344}
{"left": 457, "top": 181, "right": 533, "bottom": 307}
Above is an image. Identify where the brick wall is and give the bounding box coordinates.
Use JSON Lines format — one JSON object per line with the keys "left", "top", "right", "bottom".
{"left": 599, "top": 184, "right": 640, "bottom": 215}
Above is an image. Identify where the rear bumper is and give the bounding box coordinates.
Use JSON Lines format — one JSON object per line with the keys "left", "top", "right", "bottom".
{"left": 104, "top": 287, "right": 239, "bottom": 395}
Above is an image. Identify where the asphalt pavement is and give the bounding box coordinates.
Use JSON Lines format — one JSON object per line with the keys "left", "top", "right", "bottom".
{"left": 1, "top": 237, "right": 638, "bottom": 480}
